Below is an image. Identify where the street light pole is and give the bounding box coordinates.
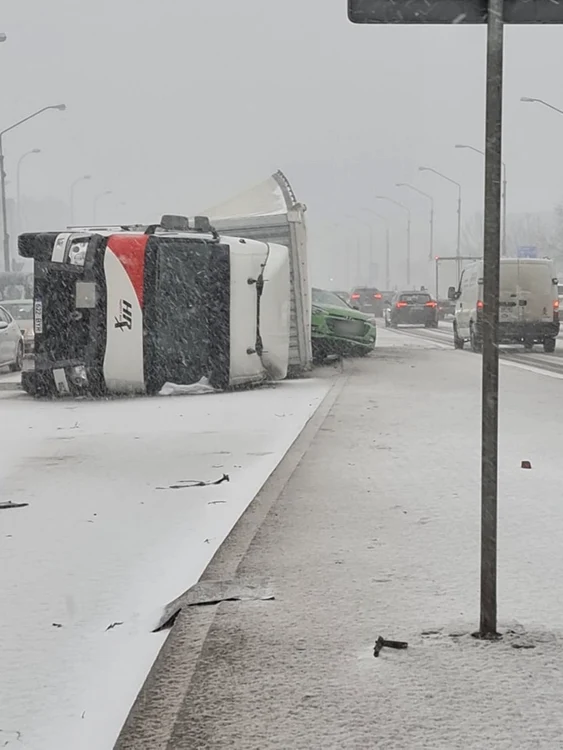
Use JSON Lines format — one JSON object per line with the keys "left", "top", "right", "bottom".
{"left": 520, "top": 96, "right": 563, "bottom": 116}
{"left": 70, "top": 175, "right": 92, "bottom": 225}
{"left": 396, "top": 183, "right": 434, "bottom": 261}
{"left": 362, "top": 208, "right": 391, "bottom": 289}
{"left": 455, "top": 144, "right": 508, "bottom": 258}
{"left": 419, "top": 166, "right": 463, "bottom": 279}
{"left": 375, "top": 196, "right": 411, "bottom": 286}
{"left": 16, "top": 148, "right": 41, "bottom": 234}
{"left": 0, "top": 103, "right": 66, "bottom": 271}
{"left": 93, "top": 190, "right": 112, "bottom": 224}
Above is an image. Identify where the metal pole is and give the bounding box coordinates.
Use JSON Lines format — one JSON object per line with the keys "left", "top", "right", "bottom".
{"left": 502, "top": 164, "right": 507, "bottom": 257}
{"left": 435, "top": 258, "right": 439, "bottom": 301}
{"left": 479, "top": 0, "right": 504, "bottom": 639}
{"left": 356, "top": 238, "right": 361, "bottom": 285}
{"left": 16, "top": 158, "right": 23, "bottom": 236}
{"left": 456, "top": 186, "right": 462, "bottom": 279}
{"left": 429, "top": 205, "right": 435, "bottom": 263}
{"left": 369, "top": 224, "right": 374, "bottom": 284}
{"left": 406, "top": 216, "right": 411, "bottom": 287}
{"left": 0, "top": 135, "right": 10, "bottom": 272}
{"left": 385, "top": 226, "right": 390, "bottom": 290}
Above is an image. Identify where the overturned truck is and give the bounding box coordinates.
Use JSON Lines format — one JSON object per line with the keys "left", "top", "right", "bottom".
{"left": 19, "top": 215, "right": 291, "bottom": 397}
{"left": 19, "top": 171, "right": 311, "bottom": 398}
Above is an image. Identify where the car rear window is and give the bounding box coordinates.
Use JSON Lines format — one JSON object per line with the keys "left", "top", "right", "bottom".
{"left": 400, "top": 293, "right": 431, "bottom": 304}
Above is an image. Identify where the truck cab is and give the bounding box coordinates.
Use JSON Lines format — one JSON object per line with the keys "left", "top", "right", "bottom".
{"left": 19, "top": 216, "right": 290, "bottom": 396}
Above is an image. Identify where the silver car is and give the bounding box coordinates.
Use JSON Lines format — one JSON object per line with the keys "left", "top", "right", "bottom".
{"left": 0, "top": 304, "right": 24, "bottom": 372}
{"left": 0, "top": 299, "right": 34, "bottom": 353}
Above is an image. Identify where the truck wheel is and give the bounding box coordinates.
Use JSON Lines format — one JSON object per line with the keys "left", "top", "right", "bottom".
{"left": 523, "top": 339, "right": 534, "bottom": 351}
{"left": 453, "top": 324, "right": 464, "bottom": 350}
{"left": 543, "top": 337, "right": 556, "bottom": 353}
{"left": 470, "top": 324, "right": 482, "bottom": 353}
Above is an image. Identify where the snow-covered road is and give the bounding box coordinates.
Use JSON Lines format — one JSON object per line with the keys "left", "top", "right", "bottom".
{"left": 0, "top": 379, "right": 330, "bottom": 750}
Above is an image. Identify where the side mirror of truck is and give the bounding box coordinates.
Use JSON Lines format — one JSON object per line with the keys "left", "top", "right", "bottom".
{"left": 447, "top": 286, "right": 457, "bottom": 300}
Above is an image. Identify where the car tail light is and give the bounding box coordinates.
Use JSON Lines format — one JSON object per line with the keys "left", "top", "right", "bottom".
{"left": 374, "top": 293, "right": 382, "bottom": 299}
{"left": 396, "top": 301, "right": 408, "bottom": 308}
{"left": 351, "top": 293, "right": 360, "bottom": 300}
{"left": 425, "top": 301, "right": 437, "bottom": 308}
{"left": 477, "top": 300, "right": 484, "bottom": 310}
{"left": 554, "top": 300, "right": 559, "bottom": 310}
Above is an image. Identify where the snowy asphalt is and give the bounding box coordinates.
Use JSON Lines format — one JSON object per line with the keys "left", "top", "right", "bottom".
{"left": 115, "top": 326, "right": 563, "bottom": 750}
{"left": 0, "top": 377, "right": 329, "bottom": 750}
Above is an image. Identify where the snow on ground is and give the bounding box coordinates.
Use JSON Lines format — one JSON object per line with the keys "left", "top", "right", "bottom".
{"left": 0, "top": 379, "right": 329, "bottom": 750}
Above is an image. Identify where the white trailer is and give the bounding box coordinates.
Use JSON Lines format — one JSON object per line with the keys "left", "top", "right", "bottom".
{"left": 203, "top": 170, "right": 312, "bottom": 376}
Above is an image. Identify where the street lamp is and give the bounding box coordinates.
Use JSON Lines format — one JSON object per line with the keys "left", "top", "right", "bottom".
{"left": 361, "top": 208, "right": 391, "bottom": 290}
{"left": 70, "top": 175, "right": 92, "bottom": 225}
{"left": 375, "top": 196, "right": 411, "bottom": 287}
{"left": 16, "top": 148, "right": 41, "bottom": 234}
{"left": 520, "top": 96, "right": 563, "bottom": 116}
{"left": 0, "top": 103, "right": 66, "bottom": 271}
{"left": 93, "top": 190, "right": 112, "bottom": 223}
{"left": 455, "top": 143, "right": 508, "bottom": 258}
{"left": 419, "top": 166, "right": 462, "bottom": 279}
{"left": 396, "top": 183, "right": 434, "bottom": 262}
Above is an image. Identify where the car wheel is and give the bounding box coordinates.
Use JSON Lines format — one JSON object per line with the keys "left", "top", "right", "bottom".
{"left": 9, "top": 342, "right": 23, "bottom": 372}
{"left": 470, "top": 324, "right": 482, "bottom": 353}
{"left": 543, "top": 337, "right": 556, "bottom": 353}
{"left": 453, "top": 323, "right": 465, "bottom": 350}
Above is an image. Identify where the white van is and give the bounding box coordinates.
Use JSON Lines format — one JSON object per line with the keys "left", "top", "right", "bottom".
{"left": 449, "top": 258, "right": 560, "bottom": 353}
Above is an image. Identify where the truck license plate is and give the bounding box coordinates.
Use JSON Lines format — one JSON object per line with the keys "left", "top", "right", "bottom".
{"left": 34, "top": 300, "right": 43, "bottom": 334}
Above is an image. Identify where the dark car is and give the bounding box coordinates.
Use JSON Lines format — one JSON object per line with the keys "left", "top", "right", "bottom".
{"left": 384, "top": 291, "right": 438, "bottom": 328}
{"left": 437, "top": 298, "right": 455, "bottom": 320}
{"left": 349, "top": 286, "right": 384, "bottom": 317}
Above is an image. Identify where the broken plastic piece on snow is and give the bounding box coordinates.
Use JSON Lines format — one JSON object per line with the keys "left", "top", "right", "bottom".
{"left": 106, "top": 621, "right": 124, "bottom": 631}
{"left": 153, "top": 578, "right": 275, "bottom": 632}
{"left": 521, "top": 460, "right": 532, "bottom": 469}
{"left": 158, "top": 377, "right": 217, "bottom": 396}
{"left": 156, "top": 474, "right": 230, "bottom": 490}
{"left": 0, "top": 501, "right": 29, "bottom": 510}
{"left": 373, "top": 636, "right": 408, "bottom": 657}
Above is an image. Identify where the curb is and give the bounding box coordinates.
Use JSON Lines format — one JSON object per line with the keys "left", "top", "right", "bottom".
{"left": 113, "top": 374, "right": 347, "bottom": 750}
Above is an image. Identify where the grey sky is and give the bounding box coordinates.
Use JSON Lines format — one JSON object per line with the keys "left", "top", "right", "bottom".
{"left": 3, "top": 0, "right": 563, "bottom": 287}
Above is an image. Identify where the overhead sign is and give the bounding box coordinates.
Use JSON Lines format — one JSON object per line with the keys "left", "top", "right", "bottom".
{"left": 517, "top": 246, "right": 538, "bottom": 258}
{"left": 348, "top": 0, "right": 563, "bottom": 24}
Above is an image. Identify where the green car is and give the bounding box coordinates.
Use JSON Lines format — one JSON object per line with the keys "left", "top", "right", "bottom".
{"left": 311, "top": 288, "right": 377, "bottom": 362}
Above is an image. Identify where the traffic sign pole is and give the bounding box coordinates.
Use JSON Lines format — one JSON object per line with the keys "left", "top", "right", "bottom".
{"left": 479, "top": 0, "right": 504, "bottom": 638}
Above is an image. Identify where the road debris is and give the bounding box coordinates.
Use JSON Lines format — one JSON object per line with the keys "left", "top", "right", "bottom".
{"left": 154, "top": 579, "right": 275, "bottom": 632}
{"left": 105, "top": 621, "right": 124, "bottom": 631}
{"left": 521, "top": 460, "right": 532, "bottom": 469}
{"left": 373, "top": 636, "right": 408, "bottom": 657}
{"left": 156, "top": 474, "right": 230, "bottom": 490}
{"left": 0, "top": 501, "right": 29, "bottom": 510}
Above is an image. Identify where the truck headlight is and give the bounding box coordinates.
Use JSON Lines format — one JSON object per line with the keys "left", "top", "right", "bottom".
{"left": 68, "top": 241, "right": 88, "bottom": 267}
{"left": 70, "top": 365, "right": 88, "bottom": 386}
